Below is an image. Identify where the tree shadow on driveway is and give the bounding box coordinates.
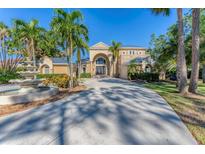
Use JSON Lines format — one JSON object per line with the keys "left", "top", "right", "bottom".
{"left": 0, "top": 78, "right": 196, "bottom": 144}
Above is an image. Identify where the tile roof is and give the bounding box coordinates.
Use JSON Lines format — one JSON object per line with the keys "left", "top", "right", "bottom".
{"left": 51, "top": 57, "right": 68, "bottom": 64}
{"left": 130, "top": 56, "right": 151, "bottom": 64}
{"left": 90, "top": 42, "right": 146, "bottom": 49}
{"left": 121, "top": 45, "right": 146, "bottom": 49}
{"left": 51, "top": 57, "right": 90, "bottom": 64}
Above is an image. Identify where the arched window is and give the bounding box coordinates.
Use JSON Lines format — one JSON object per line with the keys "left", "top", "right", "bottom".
{"left": 145, "top": 65, "right": 151, "bottom": 73}
{"left": 96, "top": 57, "right": 106, "bottom": 64}
{"left": 44, "top": 65, "right": 50, "bottom": 74}
{"left": 83, "top": 66, "right": 86, "bottom": 73}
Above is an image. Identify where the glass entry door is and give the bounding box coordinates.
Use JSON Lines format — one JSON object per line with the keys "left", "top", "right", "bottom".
{"left": 96, "top": 66, "right": 106, "bottom": 75}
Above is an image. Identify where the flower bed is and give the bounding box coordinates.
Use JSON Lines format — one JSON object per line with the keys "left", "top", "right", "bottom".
{"left": 37, "top": 74, "right": 78, "bottom": 88}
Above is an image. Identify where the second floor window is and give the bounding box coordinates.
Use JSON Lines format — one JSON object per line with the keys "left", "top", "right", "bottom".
{"left": 96, "top": 57, "right": 106, "bottom": 64}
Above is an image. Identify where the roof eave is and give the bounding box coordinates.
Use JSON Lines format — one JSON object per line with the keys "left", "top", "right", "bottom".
{"left": 120, "top": 47, "right": 147, "bottom": 50}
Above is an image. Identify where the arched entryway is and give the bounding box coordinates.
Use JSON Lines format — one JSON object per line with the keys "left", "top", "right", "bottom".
{"left": 92, "top": 53, "right": 110, "bottom": 76}
{"left": 96, "top": 57, "right": 107, "bottom": 75}
{"left": 40, "top": 64, "right": 50, "bottom": 74}
{"left": 145, "top": 64, "right": 152, "bottom": 73}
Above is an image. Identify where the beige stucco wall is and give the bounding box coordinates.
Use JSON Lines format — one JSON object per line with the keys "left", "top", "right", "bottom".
{"left": 53, "top": 64, "right": 78, "bottom": 76}
{"left": 88, "top": 43, "right": 148, "bottom": 78}
{"left": 39, "top": 56, "right": 53, "bottom": 74}
{"left": 89, "top": 50, "right": 113, "bottom": 76}
{"left": 53, "top": 65, "right": 69, "bottom": 74}
{"left": 38, "top": 43, "right": 149, "bottom": 79}
{"left": 119, "top": 48, "right": 147, "bottom": 79}
{"left": 120, "top": 64, "right": 128, "bottom": 79}
{"left": 90, "top": 50, "right": 113, "bottom": 63}
{"left": 85, "top": 62, "right": 91, "bottom": 73}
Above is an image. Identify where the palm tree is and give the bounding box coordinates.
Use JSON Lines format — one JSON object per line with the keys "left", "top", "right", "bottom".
{"left": 176, "top": 8, "right": 188, "bottom": 94}
{"left": 37, "top": 30, "right": 61, "bottom": 59}
{"left": 151, "top": 8, "right": 170, "bottom": 16}
{"left": 73, "top": 38, "right": 89, "bottom": 78}
{"left": 189, "top": 8, "right": 200, "bottom": 93}
{"left": 108, "top": 41, "right": 122, "bottom": 77}
{"left": 151, "top": 8, "right": 188, "bottom": 94}
{"left": 0, "top": 22, "right": 9, "bottom": 55}
{"left": 51, "top": 9, "right": 89, "bottom": 88}
{"left": 0, "top": 22, "right": 22, "bottom": 77}
{"left": 200, "top": 36, "right": 205, "bottom": 83}
{"left": 12, "top": 19, "right": 45, "bottom": 73}
{"left": 0, "top": 22, "right": 10, "bottom": 72}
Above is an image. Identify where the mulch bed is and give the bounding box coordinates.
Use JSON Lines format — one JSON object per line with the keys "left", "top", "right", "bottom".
{"left": 0, "top": 85, "right": 87, "bottom": 117}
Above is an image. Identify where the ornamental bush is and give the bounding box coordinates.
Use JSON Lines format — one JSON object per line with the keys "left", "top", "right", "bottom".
{"left": 0, "top": 71, "right": 21, "bottom": 84}
{"left": 36, "top": 74, "right": 62, "bottom": 79}
{"left": 80, "top": 72, "right": 91, "bottom": 78}
{"left": 37, "top": 74, "right": 78, "bottom": 88}
{"left": 128, "top": 72, "right": 159, "bottom": 82}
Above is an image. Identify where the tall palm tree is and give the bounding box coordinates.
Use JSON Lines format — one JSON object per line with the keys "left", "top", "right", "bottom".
{"left": 73, "top": 38, "right": 89, "bottom": 78}
{"left": 12, "top": 19, "right": 45, "bottom": 72}
{"left": 0, "top": 22, "right": 9, "bottom": 55}
{"left": 176, "top": 8, "right": 188, "bottom": 94}
{"left": 108, "top": 41, "right": 122, "bottom": 77}
{"left": 51, "top": 9, "right": 89, "bottom": 88}
{"left": 151, "top": 8, "right": 188, "bottom": 94}
{"left": 0, "top": 22, "right": 10, "bottom": 72}
{"left": 189, "top": 8, "right": 200, "bottom": 93}
{"left": 151, "top": 8, "right": 170, "bottom": 16}
{"left": 0, "top": 22, "right": 23, "bottom": 76}
{"left": 37, "top": 30, "right": 61, "bottom": 59}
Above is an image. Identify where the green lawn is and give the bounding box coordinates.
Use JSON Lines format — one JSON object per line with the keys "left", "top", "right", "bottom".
{"left": 144, "top": 81, "right": 205, "bottom": 144}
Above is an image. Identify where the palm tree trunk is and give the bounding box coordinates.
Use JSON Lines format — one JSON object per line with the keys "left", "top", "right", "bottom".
{"left": 113, "top": 60, "right": 115, "bottom": 77}
{"left": 2, "top": 35, "right": 5, "bottom": 74}
{"left": 1, "top": 35, "right": 7, "bottom": 74}
{"left": 65, "top": 41, "right": 70, "bottom": 85}
{"left": 77, "top": 50, "right": 81, "bottom": 79}
{"left": 176, "top": 8, "right": 188, "bottom": 94}
{"left": 189, "top": 8, "right": 200, "bottom": 93}
{"left": 31, "top": 38, "right": 37, "bottom": 79}
{"left": 78, "top": 61, "right": 81, "bottom": 78}
{"left": 69, "top": 35, "right": 73, "bottom": 89}
{"left": 202, "top": 63, "right": 205, "bottom": 83}
{"left": 116, "top": 58, "right": 119, "bottom": 77}
{"left": 159, "top": 70, "right": 166, "bottom": 80}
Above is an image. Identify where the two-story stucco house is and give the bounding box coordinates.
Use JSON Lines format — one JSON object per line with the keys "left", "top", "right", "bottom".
{"left": 38, "top": 42, "right": 152, "bottom": 79}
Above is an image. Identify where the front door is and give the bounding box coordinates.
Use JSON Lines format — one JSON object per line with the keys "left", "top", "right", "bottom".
{"left": 96, "top": 66, "right": 106, "bottom": 75}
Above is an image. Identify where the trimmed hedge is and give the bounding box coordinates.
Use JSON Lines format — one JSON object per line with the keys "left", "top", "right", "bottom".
{"left": 80, "top": 73, "right": 91, "bottom": 78}
{"left": 128, "top": 72, "right": 159, "bottom": 82}
{"left": 37, "top": 74, "right": 78, "bottom": 88}
{"left": 36, "top": 74, "right": 65, "bottom": 79}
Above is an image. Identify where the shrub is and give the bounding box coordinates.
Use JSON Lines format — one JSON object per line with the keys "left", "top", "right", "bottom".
{"left": 0, "top": 50, "right": 22, "bottom": 84}
{"left": 80, "top": 72, "right": 91, "bottom": 78}
{"left": 128, "top": 72, "right": 159, "bottom": 82}
{"left": 127, "top": 64, "right": 159, "bottom": 82}
{"left": 37, "top": 74, "right": 78, "bottom": 88}
{"left": 16, "top": 66, "right": 27, "bottom": 72}
{"left": 36, "top": 74, "right": 64, "bottom": 79}
{"left": 0, "top": 71, "right": 21, "bottom": 84}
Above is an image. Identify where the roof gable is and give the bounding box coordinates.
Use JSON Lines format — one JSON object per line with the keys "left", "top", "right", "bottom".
{"left": 90, "top": 42, "right": 109, "bottom": 49}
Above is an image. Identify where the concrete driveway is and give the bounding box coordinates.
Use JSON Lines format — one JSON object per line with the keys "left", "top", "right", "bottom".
{"left": 0, "top": 78, "right": 197, "bottom": 144}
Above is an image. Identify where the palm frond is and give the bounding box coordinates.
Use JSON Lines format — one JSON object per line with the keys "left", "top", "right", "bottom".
{"left": 151, "top": 8, "right": 170, "bottom": 16}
